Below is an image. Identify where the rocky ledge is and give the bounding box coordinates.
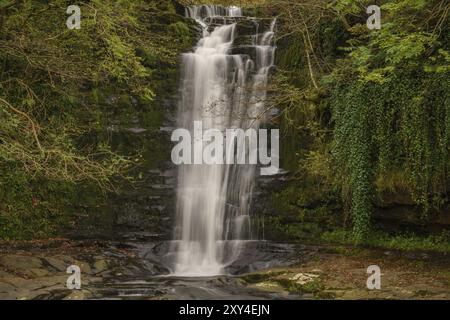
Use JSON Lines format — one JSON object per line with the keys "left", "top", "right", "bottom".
{"left": 0, "top": 239, "right": 140, "bottom": 300}
{"left": 1, "top": 240, "right": 449, "bottom": 300}
{"left": 240, "top": 245, "right": 450, "bottom": 299}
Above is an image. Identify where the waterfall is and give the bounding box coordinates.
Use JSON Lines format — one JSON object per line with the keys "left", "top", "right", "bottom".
{"left": 171, "top": 5, "right": 276, "bottom": 276}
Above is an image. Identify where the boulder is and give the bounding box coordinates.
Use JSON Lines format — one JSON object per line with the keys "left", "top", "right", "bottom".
{"left": 0, "top": 281, "right": 15, "bottom": 293}
{"left": 0, "top": 255, "right": 43, "bottom": 271}
{"left": 43, "top": 257, "right": 67, "bottom": 272}
{"left": 93, "top": 260, "right": 108, "bottom": 274}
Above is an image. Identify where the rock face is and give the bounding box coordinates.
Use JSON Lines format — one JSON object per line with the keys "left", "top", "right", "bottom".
{"left": 64, "top": 7, "right": 199, "bottom": 241}
{"left": 0, "top": 240, "right": 133, "bottom": 300}
{"left": 0, "top": 255, "right": 43, "bottom": 270}
{"left": 1, "top": 240, "right": 449, "bottom": 300}
{"left": 43, "top": 257, "right": 67, "bottom": 272}
{"left": 374, "top": 191, "right": 450, "bottom": 232}
{"left": 204, "top": 16, "right": 274, "bottom": 35}
{"left": 240, "top": 245, "right": 450, "bottom": 300}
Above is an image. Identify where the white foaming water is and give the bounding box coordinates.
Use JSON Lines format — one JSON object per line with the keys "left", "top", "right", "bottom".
{"left": 171, "top": 5, "right": 276, "bottom": 276}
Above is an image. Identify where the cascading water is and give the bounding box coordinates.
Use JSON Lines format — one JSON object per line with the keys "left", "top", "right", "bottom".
{"left": 171, "top": 5, "right": 276, "bottom": 276}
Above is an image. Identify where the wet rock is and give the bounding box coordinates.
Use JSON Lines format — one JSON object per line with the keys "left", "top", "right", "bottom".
{"left": 1, "top": 276, "right": 64, "bottom": 297}
{"left": 63, "top": 290, "right": 87, "bottom": 300}
{"left": 230, "top": 46, "right": 257, "bottom": 61}
{"left": 0, "top": 269, "right": 12, "bottom": 277}
{"left": 0, "top": 292, "right": 17, "bottom": 299}
{"left": 159, "top": 126, "right": 175, "bottom": 132}
{"left": 225, "top": 242, "right": 301, "bottom": 274}
{"left": 127, "top": 127, "right": 147, "bottom": 134}
{"left": 32, "top": 275, "right": 67, "bottom": 289}
{"left": 233, "top": 35, "right": 256, "bottom": 46}
{"left": 289, "top": 273, "right": 319, "bottom": 285}
{"left": 119, "top": 232, "right": 164, "bottom": 242}
{"left": 93, "top": 260, "right": 108, "bottom": 274}
{"left": 0, "top": 255, "right": 43, "bottom": 270}
{"left": 340, "top": 289, "right": 375, "bottom": 299}
{"left": 0, "top": 282, "right": 15, "bottom": 292}
{"left": 204, "top": 17, "right": 273, "bottom": 36}
{"left": 160, "top": 169, "right": 176, "bottom": 177}
{"left": 253, "top": 281, "right": 286, "bottom": 295}
{"left": 1, "top": 276, "right": 30, "bottom": 289}
{"left": 151, "top": 205, "right": 166, "bottom": 212}
{"left": 27, "top": 268, "right": 50, "bottom": 277}
{"left": 77, "top": 262, "right": 92, "bottom": 275}
{"left": 43, "top": 257, "right": 67, "bottom": 272}
{"left": 150, "top": 184, "right": 172, "bottom": 190}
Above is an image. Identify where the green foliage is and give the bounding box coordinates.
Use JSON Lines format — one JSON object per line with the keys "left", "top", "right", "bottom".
{"left": 270, "top": 0, "right": 450, "bottom": 242}
{"left": 169, "top": 21, "right": 193, "bottom": 46}
{"left": 327, "top": 0, "right": 450, "bottom": 239}
{"left": 0, "top": 0, "right": 196, "bottom": 239}
{"left": 267, "top": 179, "right": 340, "bottom": 241}
{"left": 275, "top": 277, "right": 325, "bottom": 295}
{"left": 322, "top": 229, "right": 450, "bottom": 253}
